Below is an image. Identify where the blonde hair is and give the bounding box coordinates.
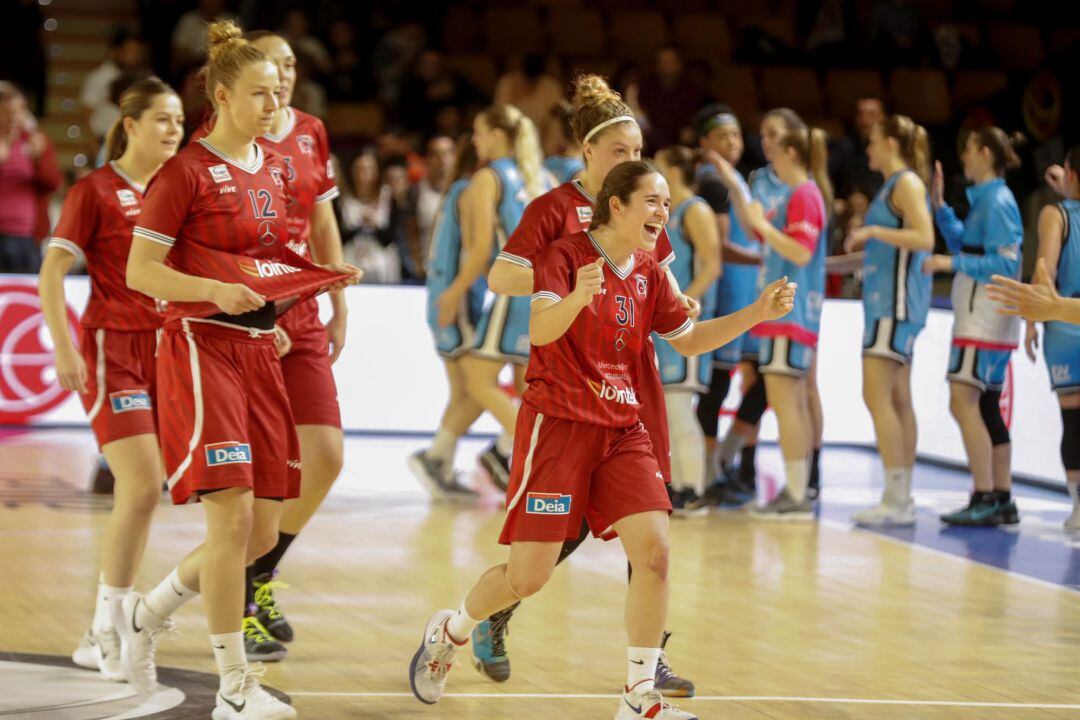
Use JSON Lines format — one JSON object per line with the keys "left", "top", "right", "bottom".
{"left": 780, "top": 127, "right": 834, "bottom": 210}
{"left": 202, "top": 20, "right": 270, "bottom": 107}
{"left": 880, "top": 114, "right": 931, "bottom": 184}
{"left": 479, "top": 104, "right": 545, "bottom": 201}
{"left": 568, "top": 74, "right": 636, "bottom": 147}
{"left": 103, "top": 76, "right": 177, "bottom": 162}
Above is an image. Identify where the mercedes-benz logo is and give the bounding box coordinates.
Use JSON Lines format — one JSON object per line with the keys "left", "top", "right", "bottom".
{"left": 258, "top": 220, "right": 278, "bottom": 246}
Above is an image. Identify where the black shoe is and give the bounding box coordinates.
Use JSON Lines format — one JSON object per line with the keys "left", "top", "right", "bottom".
{"left": 91, "top": 456, "right": 115, "bottom": 495}
{"left": 941, "top": 492, "right": 1002, "bottom": 527}
{"left": 996, "top": 500, "right": 1020, "bottom": 526}
{"left": 671, "top": 487, "right": 708, "bottom": 516}
{"left": 243, "top": 607, "right": 287, "bottom": 662}
{"left": 252, "top": 571, "right": 294, "bottom": 643}
{"left": 479, "top": 443, "right": 511, "bottom": 491}
{"left": 654, "top": 631, "right": 695, "bottom": 698}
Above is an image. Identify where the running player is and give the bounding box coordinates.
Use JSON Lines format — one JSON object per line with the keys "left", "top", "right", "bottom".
{"left": 410, "top": 136, "right": 486, "bottom": 500}
{"left": 690, "top": 106, "right": 763, "bottom": 508}
{"left": 654, "top": 146, "right": 720, "bottom": 512}
{"left": 1021, "top": 145, "right": 1080, "bottom": 531}
{"left": 926, "top": 127, "right": 1024, "bottom": 527}
{"left": 116, "top": 21, "right": 358, "bottom": 717}
{"left": 453, "top": 104, "right": 547, "bottom": 489}
{"left": 481, "top": 74, "right": 695, "bottom": 695}
{"left": 843, "top": 115, "right": 934, "bottom": 528}
{"left": 39, "top": 77, "right": 182, "bottom": 682}
{"left": 714, "top": 125, "right": 831, "bottom": 519}
{"left": 543, "top": 100, "right": 584, "bottom": 183}
{"left": 189, "top": 28, "right": 353, "bottom": 656}
{"left": 409, "top": 160, "right": 795, "bottom": 719}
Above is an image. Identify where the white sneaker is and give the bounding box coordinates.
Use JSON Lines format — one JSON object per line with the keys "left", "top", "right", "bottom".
{"left": 110, "top": 592, "right": 175, "bottom": 697}
{"left": 213, "top": 664, "right": 297, "bottom": 720}
{"left": 852, "top": 501, "right": 916, "bottom": 528}
{"left": 615, "top": 684, "right": 698, "bottom": 719}
{"left": 408, "top": 609, "right": 459, "bottom": 704}
{"left": 71, "top": 629, "right": 125, "bottom": 681}
{"left": 1065, "top": 507, "right": 1080, "bottom": 534}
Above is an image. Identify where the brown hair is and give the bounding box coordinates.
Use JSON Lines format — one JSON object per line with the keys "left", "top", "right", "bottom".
{"left": 569, "top": 74, "right": 636, "bottom": 147}
{"left": 450, "top": 133, "right": 479, "bottom": 184}
{"left": 202, "top": 20, "right": 270, "bottom": 107}
{"left": 590, "top": 159, "right": 659, "bottom": 229}
{"left": 969, "top": 126, "right": 1024, "bottom": 175}
{"left": 656, "top": 146, "right": 699, "bottom": 187}
{"left": 763, "top": 107, "right": 807, "bottom": 135}
{"left": 780, "top": 127, "right": 834, "bottom": 210}
{"left": 550, "top": 100, "right": 577, "bottom": 147}
{"left": 478, "top": 104, "right": 544, "bottom": 200}
{"left": 1066, "top": 145, "right": 1080, "bottom": 176}
{"left": 103, "top": 76, "right": 177, "bottom": 162}
{"left": 879, "top": 114, "right": 931, "bottom": 184}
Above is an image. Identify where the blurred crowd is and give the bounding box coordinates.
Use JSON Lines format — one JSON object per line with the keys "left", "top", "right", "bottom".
{"left": 1, "top": 0, "right": 1077, "bottom": 283}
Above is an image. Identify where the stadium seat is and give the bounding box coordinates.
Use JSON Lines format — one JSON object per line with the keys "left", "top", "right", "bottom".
{"left": 548, "top": 8, "right": 608, "bottom": 57}
{"left": 326, "top": 102, "right": 384, "bottom": 139}
{"left": 445, "top": 54, "right": 500, "bottom": 97}
{"left": 952, "top": 70, "right": 1010, "bottom": 108}
{"left": 760, "top": 66, "right": 823, "bottom": 117}
{"left": 483, "top": 6, "right": 544, "bottom": 56}
{"left": 442, "top": 5, "right": 478, "bottom": 54}
{"left": 609, "top": 10, "right": 669, "bottom": 60}
{"left": 986, "top": 24, "right": 1044, "bottom": 70}
{"left": 671, "top": 13, "right": 734, "bottom": 64}
{"left": 824, "top": 69, "right": 885, "bottom": 118}
{"left": 890, "top": 69, "right": 950, "bottom": 125}
{"left": 707, "top": 65, "right": 759, "bottom": 123}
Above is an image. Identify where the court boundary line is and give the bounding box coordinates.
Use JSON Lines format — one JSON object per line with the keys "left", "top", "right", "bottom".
{"left": 285, "top": 691, "right": 1080, "bottom": 708}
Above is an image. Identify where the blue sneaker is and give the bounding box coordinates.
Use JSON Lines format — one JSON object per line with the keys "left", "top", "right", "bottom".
{"left": 471, "top": 605, "right": 513, "bottom": 682}
{"left": 941, "top": 492, "right": 1005, "bottom": 527}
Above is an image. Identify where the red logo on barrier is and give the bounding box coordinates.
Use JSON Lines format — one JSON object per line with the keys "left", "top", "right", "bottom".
{"left": 0, "top": 282, "right": 81, "bottom": 423}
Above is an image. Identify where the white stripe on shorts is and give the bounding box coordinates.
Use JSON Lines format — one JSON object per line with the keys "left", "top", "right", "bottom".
{"left": 85, "top": 329, "right": 107, "bottom": 422}
{"left": 166, "top": 320, "right": 206, "bottom": 495}
{"left": 506, "top": 413, "right": 544, "bottom": 512}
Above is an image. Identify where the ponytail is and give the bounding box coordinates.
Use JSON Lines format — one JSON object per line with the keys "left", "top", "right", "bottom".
{"left": 102, "top": 76, "right": 177, "bottom": 162}
{"left": 780, "top": 127, "right": 833, "bottom": 210}
{"left": 478, "top": 104, "right": 546, "bottom": 200}
{"left": 879, "top": 114, "right": 931, "bottom": 184}
{"left": 969, "top": 126, "right": 1025, "bottom": 175}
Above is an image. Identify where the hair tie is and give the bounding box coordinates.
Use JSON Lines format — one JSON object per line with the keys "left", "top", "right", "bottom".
{"left": 583, "top": 115, "right": 635, "bottom": 144}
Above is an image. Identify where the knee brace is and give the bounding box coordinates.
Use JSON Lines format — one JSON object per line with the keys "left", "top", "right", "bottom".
{"left": 979, "top": 390, "right": 1010, "bottom": 446}
{"left": 736, "top": 374, "right": 768, "bottom": 425}
{"left": 696, "top": 368, "right": 732, "bottom": 437}
{"left": 555, "top": 518, "right": 590, "bottom": 565}
{"left": 1061, "top": 406, "right": 1080, "bottom": 470}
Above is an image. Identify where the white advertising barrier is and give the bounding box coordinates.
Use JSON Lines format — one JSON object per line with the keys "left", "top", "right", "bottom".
{"left": 2, "top": 277, "right": 1066, "bottom": 486}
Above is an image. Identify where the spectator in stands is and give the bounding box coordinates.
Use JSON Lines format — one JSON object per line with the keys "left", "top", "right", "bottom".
{"left": 637, "top": 47, "right": 707, "bottom": 150}
{"left": 326, "top": 19, "right": 372, "bottom": 101}
{"left": 171, "top": 0, "right": 237, "bottom": 70}
{"left": 398, "top": 50, "right": 477, "bottom": 135}
{"left": 291, "top": 52, "right": 328, "bottom": 118}
{"left": 494, "top": 55, "right": 564, "bottom": 137}
{"left": 341, "top": 151, "right": 398, "bottom": 283}
{"left": 80, "top": 28, "right": 147, "bottom": 146}
{"left": 0, "top": 83, "right": 60, "bottom": 273}
{"left": 279, "top": 9, "right": 333, "bottom": 75}
{"left": 837, "top": 97, "right": 886, "bottom": 210}
{"left": 413, "top": 135, "right": 456, "bottom": 262}
{"left": 383, "top": 157, "right": 423, "bottom": 282}
{"left": 373, "top": 22, "right": 427, "bottom": 107}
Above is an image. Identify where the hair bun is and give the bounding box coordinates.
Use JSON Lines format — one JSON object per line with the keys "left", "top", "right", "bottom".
{"left": 570, "top": 73, "right": 621, "bottom": 109}
{"left": 207, "top": 19, "right": 244, "bottom": 61}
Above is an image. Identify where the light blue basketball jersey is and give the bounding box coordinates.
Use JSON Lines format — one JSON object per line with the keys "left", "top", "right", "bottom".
{"left": 862, "top": 170, "right": 932, "bottom": 326}
{"left": 425, "top": 179, "right": 485, "bottom": 356}
{"left": 543, "top": 154, "right": 584, "bottom": 184}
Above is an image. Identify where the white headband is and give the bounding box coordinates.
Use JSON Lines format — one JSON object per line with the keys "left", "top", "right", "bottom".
{"left": 583, "top": 115, "right": 636, "bottom": 145}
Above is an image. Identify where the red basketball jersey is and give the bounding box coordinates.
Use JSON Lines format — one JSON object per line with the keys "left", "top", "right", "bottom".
{"left": 500, "top": 180, "right": 675, "bottom": 270}
{"left": 134, "top": 139, "right": 345, "bottom": 322}
{"left": 189, "top": 107, "right": 338, "bottom": 259}
{"left": 524, "top": 232, "right": 692, "bottom": 427}
{"left": 48, "top": 163, "right": 161, "bottom": 331}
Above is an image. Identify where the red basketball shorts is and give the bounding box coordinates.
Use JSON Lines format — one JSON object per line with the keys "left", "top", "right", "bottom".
{"left": 639, "top": 335, "right": 671, "bottom": 483}
{"left": 278, "top": 298, "right": 341, "bottom": 428}
{"left": 499, "top": 404, "right": 672, "bottom": 545}
{"left": 79, "top": 327, "right": 159, "bottom": 447}
{"left": 157, "top": 319, "right": 301, "bottom": 505}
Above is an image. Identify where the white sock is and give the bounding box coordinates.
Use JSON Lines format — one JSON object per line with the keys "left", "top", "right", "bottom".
{"left": 495, "top": 432, "right": 514, "bottom": 456}
{"left": 429, "top": 427, "right": 459, "bottom": 463}
{"left": 92, "top": 576, "right": 131, "bottom": 635}
{"left": 211, "top": 631, "right": 247, "bottom": 687}
{"left": 665, "top": 390, "right": 706, "bottom": 493}
{"left": 719, "top": 431, "right": 747, "bottom": 468}
{"left": 626, "top": 646, "right": 661, "bottom": 693}
{"left": 883, "top": 467, "right": 909, "bottom": 506}
{"left": 445, "top": 599, "right": 480, "bottom": 644}
{"left": 784, "top": 458, "right": 809, "bottom": 503}
{"left": 142, "top": 568, "right": 198, "bottom": 626}
{"left": 902, "top": 468, "right": 914, "bottom": 501}
{"left": 706, "top": 443, "right": 721, "bottom": 480}
{"left": 1069, "top": 482, "right": 1080, "bottom": 510}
